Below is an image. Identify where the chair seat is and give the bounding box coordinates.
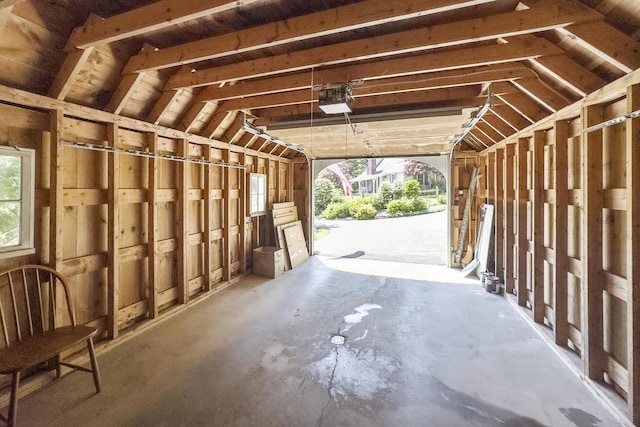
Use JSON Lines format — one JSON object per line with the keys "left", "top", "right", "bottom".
{"left": 0, "top": 326, "right": 97, "bottom": 374}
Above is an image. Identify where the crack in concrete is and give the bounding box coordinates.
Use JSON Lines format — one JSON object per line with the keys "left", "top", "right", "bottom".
{"left": 318, "top": 345, "right": 340, "bottom": 426}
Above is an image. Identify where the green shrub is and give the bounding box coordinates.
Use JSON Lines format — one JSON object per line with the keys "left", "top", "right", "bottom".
{"left": 355, "top": 204, "right": 377, "bottom": 220}
{"left": 346, "top": 196, "right": 374, "bottom": 217}
{"left": 393, "top": 180, "right": 404, "bottom": 199}
{"left": 371, "top": 194, "right": 387, "bottom": 210}
{"left": 409, "top": 197, "right": 428, "bottom": 212}
{"left": 321, "top": 202, "right": 351, "bottom": 219}
{"left": 404, "top": 179, "right": 421, "bottom": 198}
{"left": 437, "top": 194, "right": 446, "bottom": 205}
{"left": 387, "top": 199, "right": 409, "bottom": 215}
{"left": 379, "top": 181, "right": 394, "bottom": 207}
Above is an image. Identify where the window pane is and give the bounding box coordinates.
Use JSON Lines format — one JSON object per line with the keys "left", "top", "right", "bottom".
{"left": 0, "top": 201, "right": 21, "bottom": 247}
{"left": 0, "top": 156, "right": 21, "bottom": 201}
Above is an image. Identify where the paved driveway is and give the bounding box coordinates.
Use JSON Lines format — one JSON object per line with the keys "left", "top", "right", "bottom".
{"left": 313, "top": 210, "right": 448, "bottom": 265}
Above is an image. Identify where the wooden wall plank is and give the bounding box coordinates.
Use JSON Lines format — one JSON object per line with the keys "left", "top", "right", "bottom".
{"left": 204, "top": 145, "right": 213, "bottom": 291}
{"left": 626, "top": 84, "right": 640, "bottom": 425}
{"left": 532, "top": 130, "right": 545, "bottom": 323}
{"left": 582, "top": 104, "right": 606, "bottom": 381}
{"left": 107, "top": 123, "right": 119, "bottom": 338}
{"left": 554, "top": 119, "right": 569, "bottom": 346}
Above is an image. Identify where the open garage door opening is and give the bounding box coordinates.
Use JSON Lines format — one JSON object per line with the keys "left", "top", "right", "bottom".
{"left": 311, "top": 156, "right": 449, "bottom": 266}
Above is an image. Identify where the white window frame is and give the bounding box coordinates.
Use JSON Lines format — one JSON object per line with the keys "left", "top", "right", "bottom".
{"left": 0, "top": 146, "right": 35, "bottom": 259}
{"left": 249, "top": 173, "right": 267, "bottom": 216}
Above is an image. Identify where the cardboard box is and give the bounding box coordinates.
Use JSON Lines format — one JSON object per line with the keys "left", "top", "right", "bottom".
{"left": 253, "top": 247, "right": 284, "bottom": 278}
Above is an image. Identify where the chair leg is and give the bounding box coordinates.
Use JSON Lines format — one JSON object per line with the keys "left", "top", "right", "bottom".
{"left": 8, "top": 372, "right": 20, "bottom": 427}
{"left": 87, "top": 337, "right": 101, "bottom": 393}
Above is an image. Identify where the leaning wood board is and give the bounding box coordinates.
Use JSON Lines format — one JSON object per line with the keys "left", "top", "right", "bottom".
{"left": 276, "top": 221, "right": 298, "bottom": 270}
{"left": 284, "top": 221, "right": 309, "bottom": 269}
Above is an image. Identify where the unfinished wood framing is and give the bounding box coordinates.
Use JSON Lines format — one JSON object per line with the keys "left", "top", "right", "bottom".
{"left": 482, "top": 68, "right": 640, "bottom": 423}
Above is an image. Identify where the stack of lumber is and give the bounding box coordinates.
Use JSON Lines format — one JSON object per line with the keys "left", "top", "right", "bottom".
{"left": 273, "top": 202, "right": 309, "bottom": 270}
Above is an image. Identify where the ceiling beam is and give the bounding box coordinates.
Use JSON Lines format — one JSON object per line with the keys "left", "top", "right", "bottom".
{"left": 167, "top": 3, "right": 598, "bottom": 89}
{"left": 196, "top": 63, "right": 535, "bottom": 103}
{"left": 488, "top": 105, "right": 532, "bottom": 132}
{"left": 66, "top": 0, "right": 263, "bottom": 50}
{"left": 510, "top": 77, "right": 573, "bottom": 112}
{"left": 493, "top": 81, "right": 549, "bottom": 123}
{"left": 123, "top": 0, "right": 496, "bottom": 73}
{"left": 170, "top": 36, "right": 563, "bottom": 90}
{"left": 561, "top": 21, "right": 640, "bottom": 74}
{"left": 530, "top": 55, "right": 607, "bottom": 96}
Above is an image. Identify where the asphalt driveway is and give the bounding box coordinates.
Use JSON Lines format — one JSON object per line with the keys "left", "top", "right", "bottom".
{"left": 313, "top": 210, "right": 448, "bottom": 265}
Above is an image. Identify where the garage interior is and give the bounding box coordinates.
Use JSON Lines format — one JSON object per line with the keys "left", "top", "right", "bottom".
{"left": 0, "top": 0, "right": 639, "bottom": 425}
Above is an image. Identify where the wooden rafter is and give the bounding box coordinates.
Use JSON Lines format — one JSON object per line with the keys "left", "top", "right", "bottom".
{"left": 66, "top": 0, "right": 263, "bottom": 50}
{"left": 0, "top": 5, "right": 13, "bottom": 32}
{"left": 169, "top": 37, "right": 562, "bottom": 90}
{"left": 167, "top": 3, "right": 594, "bottom": 89}
{"left": 105, "top": 43, "right": 154, "bottom": 114}
{"left": 493, "top": 81, "right": 550, "bottom": 122}
{"left": 487, "top": 106, "right": 531, "bottom": 133}
{"left": 123, "top": 0, "right": 496, "bottom": 73}
{"left": 197, "top": 63, "right": 535, "bottom": 103}
{"left": 561, "top": 21, "right": 640, "bottom": 73}
{"left": 200, "top": 109, "right": 230, "bottom": 139}
{"left": 146, "top": 66, "right": 192, "bottom": 125}
{"left": 177, "top": 96, "right": 211, "bottom": 132}
{"left": 530, "top": 55, "right": 607, "bottom": 96}
{"left": 510, "top": 76, "right": 575, "bottom": 112}
{"left": 48, "top": 47, "right": 95, "bottom": 100}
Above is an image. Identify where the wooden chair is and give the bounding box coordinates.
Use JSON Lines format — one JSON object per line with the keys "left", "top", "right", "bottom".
{"left": 0, "top": 265, "right": 101, "bottom": 427}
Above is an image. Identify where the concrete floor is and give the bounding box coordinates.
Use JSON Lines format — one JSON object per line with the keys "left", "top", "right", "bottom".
{"left": 17, "top": 256, "right": 622, "bottom": 427}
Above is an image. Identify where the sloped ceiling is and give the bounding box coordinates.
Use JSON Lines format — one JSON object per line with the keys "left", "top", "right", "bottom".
{"left": 0, "top": 0, "right": 639, "bottom": 158}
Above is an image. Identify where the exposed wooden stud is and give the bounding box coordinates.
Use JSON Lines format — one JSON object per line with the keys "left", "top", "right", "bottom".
{"left": 494, "top": 147, "right": 504, "bottom": 279}
{"left": 554, "top": 119, "right": 569, "bottom": 346}
{"left": 177, "top": 139, "right": 189, "bottom": 304}
{"left": 49, "top": 110, "right": 64, "bottom": 271}
{"left": 66, "top": 0, "right": 263, "bottom": 49}
{"left": 147, "top": 132, "right": 159, "bottom": 319}
{"left": 504, "top": 143, "right": 516, "bottom": 293}
{"left": 223, "top": 149, "right": 231, "bottom": 282}
{"left": 532, "top": 130, "right": 545, "bottom": 323}
{"left": 107, "top": 123, "right": 120, "bottom": 339}
{"left": 239, "top": 153, "right": 247, "bottom": 274}
{"left": 582, "top": 104, "right": 605, "bottom": 381}
{"left": 203, "top": 145, "right": 213, "bottom": 291}
{"left": 626, "top": 84, "right": 640, "bottom": 425}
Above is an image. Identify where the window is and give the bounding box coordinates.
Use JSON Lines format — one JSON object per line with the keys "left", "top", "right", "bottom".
{"left": 0, "top": 146, "right": 35, "bottom": 258}
{"left": 249, "top": 173, "right": 267, "bottom": 216}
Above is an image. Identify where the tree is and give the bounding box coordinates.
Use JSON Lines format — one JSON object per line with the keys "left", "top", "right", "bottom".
{"left": 319, "top": 159, "right": 368, "bottom": 191}
{"left": 314, "top": 178, "right": 337, "bottom": 215}
{"left": 403, "top": 160, "right": 445, "bottom": 191}
{"left": 0, "top": 155, "right": 21, "bottom": 246}
{"left": 404, "top": 179, "right": 421, "bottom": 198}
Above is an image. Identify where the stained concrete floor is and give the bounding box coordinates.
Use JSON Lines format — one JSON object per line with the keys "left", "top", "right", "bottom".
{"left": 18, "top": 256, "right": 623, "bottom": 427}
